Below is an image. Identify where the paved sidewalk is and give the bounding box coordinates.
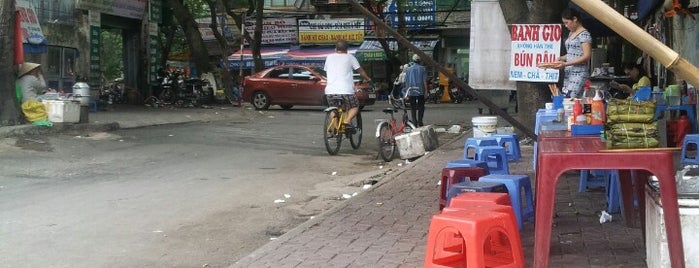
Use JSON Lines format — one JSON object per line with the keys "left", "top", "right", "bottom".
{"left": 232, "top": 135, "right": 646, "bottom": 268}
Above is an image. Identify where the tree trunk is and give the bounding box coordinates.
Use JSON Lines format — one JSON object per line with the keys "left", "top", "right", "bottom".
{"left": 165, "top": 0, "right": 212, "bottom": 74}
{"left": 499, "top": 0, "right": 566, "bottom": 136}
{"left": 208, "top": 0, "right": 236, "bottom": 102}
{"left": 0, "top": 1, "right": 21, "bottom": 126}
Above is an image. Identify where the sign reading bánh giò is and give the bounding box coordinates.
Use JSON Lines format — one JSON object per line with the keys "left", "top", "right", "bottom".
{"left": 298, "top": 19, "right": 364, "bottom": 45}
{"left": 509, "top": 24, "right": 562, "bottom": 83}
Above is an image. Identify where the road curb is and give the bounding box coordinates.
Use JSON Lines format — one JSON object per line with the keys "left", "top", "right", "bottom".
{"left": 231, "top": 128, "right": 469, "bottom": 267}
{"left": 0, "top": 122, "right": 121, "bottom": 139}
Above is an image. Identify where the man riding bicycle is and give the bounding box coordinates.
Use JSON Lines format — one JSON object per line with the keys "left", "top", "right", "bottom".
{"left": 324, "top": 40, "right": 372, "bottom": 132}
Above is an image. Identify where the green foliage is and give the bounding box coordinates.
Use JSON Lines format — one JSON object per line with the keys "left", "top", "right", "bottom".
{"left": 100, "top": 29, "right": 123, "bottom": 81}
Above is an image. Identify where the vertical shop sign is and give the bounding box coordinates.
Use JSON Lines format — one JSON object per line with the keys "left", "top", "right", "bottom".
{"left": 509, "top": 24, "right": 562, "bottom": 83}
{"left": 150, "top": 0, "right": 162, "bottom": 24}
{"left": 149, "top": 23, "right": 159, "bottom": 84}
{"left": 88, "top": 11, "right": 101, "bottom": 85}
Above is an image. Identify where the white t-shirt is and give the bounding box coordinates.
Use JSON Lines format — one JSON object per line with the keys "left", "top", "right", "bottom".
{"left": 324, "top": 53, "right": 360, "bottom": 95}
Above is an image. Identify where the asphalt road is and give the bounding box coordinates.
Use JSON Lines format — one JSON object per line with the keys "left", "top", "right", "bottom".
{"left": 0, "top": 101, "right": 482, "bottom": 267}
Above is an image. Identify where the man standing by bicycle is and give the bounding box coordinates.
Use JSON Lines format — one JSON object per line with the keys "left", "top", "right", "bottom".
{"left": 324, "top": 40, "right": 372, "bottom": 132}
{"left": 404, "top": 54, "right": 429, "bottom": 127}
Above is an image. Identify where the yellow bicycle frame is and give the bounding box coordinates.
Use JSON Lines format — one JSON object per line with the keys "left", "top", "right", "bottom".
{"left": 326, "top": 107, "right": 346, "bottom": 134}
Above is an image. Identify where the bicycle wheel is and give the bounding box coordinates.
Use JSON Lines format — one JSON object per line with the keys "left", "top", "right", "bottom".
{"left": 349, "top": 112, "right": 362, "bottom": 149}
{"left": 323, "top": 111, "right": 342, "bottom": 155}
{"left": 377, "top": 123, "right": 395, "bottom": 162}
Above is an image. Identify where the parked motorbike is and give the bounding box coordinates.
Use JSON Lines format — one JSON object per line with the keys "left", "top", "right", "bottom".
{"left": 159, "top": 70, "right": 214, "bottom": 107}
{"left": 448, "top": 86, "right": 465, "bottom": 103}
{"left": 99, "top": 78, "right": 126, "bottom": 107}
{"left": 427, "top": 80, "right": 443, "bottom": 104}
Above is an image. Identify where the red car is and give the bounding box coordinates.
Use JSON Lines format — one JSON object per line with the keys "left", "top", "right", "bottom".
{"left": 242, "top": 65, "right": 376, "bottom": 110}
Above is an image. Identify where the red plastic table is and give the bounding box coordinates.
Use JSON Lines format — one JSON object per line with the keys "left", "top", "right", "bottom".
{"left": 535, "top": 137, "right": 684, "bottom": 268}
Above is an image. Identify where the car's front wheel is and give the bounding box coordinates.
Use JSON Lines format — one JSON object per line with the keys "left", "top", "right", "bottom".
{"left": 280, "top": 104, "right": 294, "bottom": 110}
{"left": 252, "top": 91, "right": 271, "bottom": 110}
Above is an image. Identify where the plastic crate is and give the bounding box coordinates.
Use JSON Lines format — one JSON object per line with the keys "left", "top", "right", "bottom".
{"left": 571, "top": 124, "right": 603, "bottom": 136}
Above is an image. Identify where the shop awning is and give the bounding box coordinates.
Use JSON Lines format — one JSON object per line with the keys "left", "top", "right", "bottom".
{"left": 355, "top": 39, "right": 438, "bottom": 61}
{"left": 277, "top": 46, "right": 358, "bottom": 68}
{"left": 227, "top": 47, "right": 289, "bottom": 69}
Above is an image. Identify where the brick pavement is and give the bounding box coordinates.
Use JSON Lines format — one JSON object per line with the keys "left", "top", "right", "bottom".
{"left": 232, "top": 134, "right": 647, "bottom": 268}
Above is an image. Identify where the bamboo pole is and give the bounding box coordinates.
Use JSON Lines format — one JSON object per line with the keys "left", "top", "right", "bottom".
{"left": 572, "top": 0, "right": 699, "bottom": 87}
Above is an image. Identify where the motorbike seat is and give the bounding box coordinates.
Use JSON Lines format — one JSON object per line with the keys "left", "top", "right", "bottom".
{"left": 382, "top": 108, "right": 398, "bottom": 114}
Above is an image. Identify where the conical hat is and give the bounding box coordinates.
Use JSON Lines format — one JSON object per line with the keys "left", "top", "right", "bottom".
{"left": 18, "top": 63, "right": 41, "bottom": 77}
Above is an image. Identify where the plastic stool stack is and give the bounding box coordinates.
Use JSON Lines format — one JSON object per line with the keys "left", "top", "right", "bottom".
{"left": 492, "top": 134, "right": 521, "bottom": 162}
{"left": 445, "top": 159, "right": 489, "bottom": 170}
{"left": 475, "top": 146, "right": 510, "bottom": 174}
{"left": 425, "top": 197, "right": 524, "bottom": 267}
{"left": 478, "top": 174, "right": 534, "bottom": 229}
{"left": 681, "top": 134, "right": 699, "bottom": 165}
{"left": 464, "top": 137, "right": 499, "bottom": 159}
{"left": 445, "top": 181, "right": 508, "bottom": 206}
{"left": 439, "top": 167, "right": 489, "bottom": 210}
{"left": 448, "top": 192, "right": 511, "bottom": 208}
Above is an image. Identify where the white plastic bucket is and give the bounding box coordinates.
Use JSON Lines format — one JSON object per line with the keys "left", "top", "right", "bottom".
{"left": 472, "top": 116, "right": 498, "bottom": 137}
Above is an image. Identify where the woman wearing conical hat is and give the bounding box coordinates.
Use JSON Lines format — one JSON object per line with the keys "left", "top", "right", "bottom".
{"left": 17, "top": 62, "right": 52, "bottom": 103}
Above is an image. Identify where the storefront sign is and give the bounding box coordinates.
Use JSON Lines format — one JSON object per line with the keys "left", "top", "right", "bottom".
{"left": 245, "top": 18, "right": 298, "bottom": 45}
{"left": 228, "top": 58, "right": 281, "bottom": 69}
{"left": 509, "top": 24, "right": 562, "bottom": 83}
{"left": 16, "top": 0, "right": 45, "bottom": 45}
{"left": 149, "top": 23, "right": 159, "bottom": 84}
{"left": 356, "top": 50, "right": 387, "bottom": 61}
{"left": 149, "top": 0, "right": 162, "bottom": 24}
{"left": 88, "top": 11, "right": 101, "bottom": 84}
{"left": 298, "top": 19, "right": 364, "bottom": 45}
{"left": 383, "top": 0, "right": 435, "bottom": 29}
{"left": 78, "top": 0, "right": 147, "bottom": 20}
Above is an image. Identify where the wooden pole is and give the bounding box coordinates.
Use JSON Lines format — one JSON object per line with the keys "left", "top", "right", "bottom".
{"left": 572, "top": 0, "right": 699, "bottom": 88}
{"left": 347, "top": 0, "right": 537, "bottom": 140}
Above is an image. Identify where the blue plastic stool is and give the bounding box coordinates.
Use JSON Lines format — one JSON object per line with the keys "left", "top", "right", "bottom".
{"left": 578, "top": 170, "right": 608, "bottom": 192}
{"left": 445, "top": 159, "right": 490, "bottom": 173}
{"left": 492, "top": 134, "right": 521, "bottom": 162}
{"left": 478, "top": 174, "right": 534, "bottom": 229}
{"left": 89, "top": 99, "right": 98, "bottom": 113}
{"left": 606, "top": 170, "right": 621, "bottom": 214}
{"left": 681, "top": 134, "right": 699, "bottom": 165}
{"left": 475, "top": 146, "right": 509, "bottom": 174}
{"left": 463, "top": 137, "right": 498, "bottom": 159}
{"left": 445, "top": 181, "right": 508, "bottom": 205}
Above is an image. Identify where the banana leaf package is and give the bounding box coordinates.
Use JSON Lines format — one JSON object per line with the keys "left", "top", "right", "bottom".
{"left": 606, "top": 98, "right": 657, "bottom": 123}
{"left": 605, "top": 134, "right": 660, "bottom": 149}
{"left": 607, "top": 123, "right": 658, "bottom": 137}
{"left": 605, "top": 122, "right": 659, "bottom": 149}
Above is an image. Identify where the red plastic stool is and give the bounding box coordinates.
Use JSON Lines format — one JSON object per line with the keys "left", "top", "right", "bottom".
{"left": 448, "top": 192, "right": 511, "bottom": 208}
{"left": 424, "top": 210, "right": 525, "bottom": 268}
{"left": 440, "top": 167, "right": 488, "bottom": 210}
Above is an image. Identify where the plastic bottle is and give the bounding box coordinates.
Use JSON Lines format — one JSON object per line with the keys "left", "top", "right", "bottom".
{"left": 573, "top": 99, "right": 583, "bottom": 119}
{"left": 590, "top": 90, "right": 606, "bottom": 125}
{"left": 675, "top": 115, "right": 691, "bottom": 144}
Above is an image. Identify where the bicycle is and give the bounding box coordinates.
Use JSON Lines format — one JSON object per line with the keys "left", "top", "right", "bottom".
{"left": 376, "top": 89, "right": 418, "bottom": 162}
{"left": 323, "top": 96, "right": 362, "bottom": 155}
